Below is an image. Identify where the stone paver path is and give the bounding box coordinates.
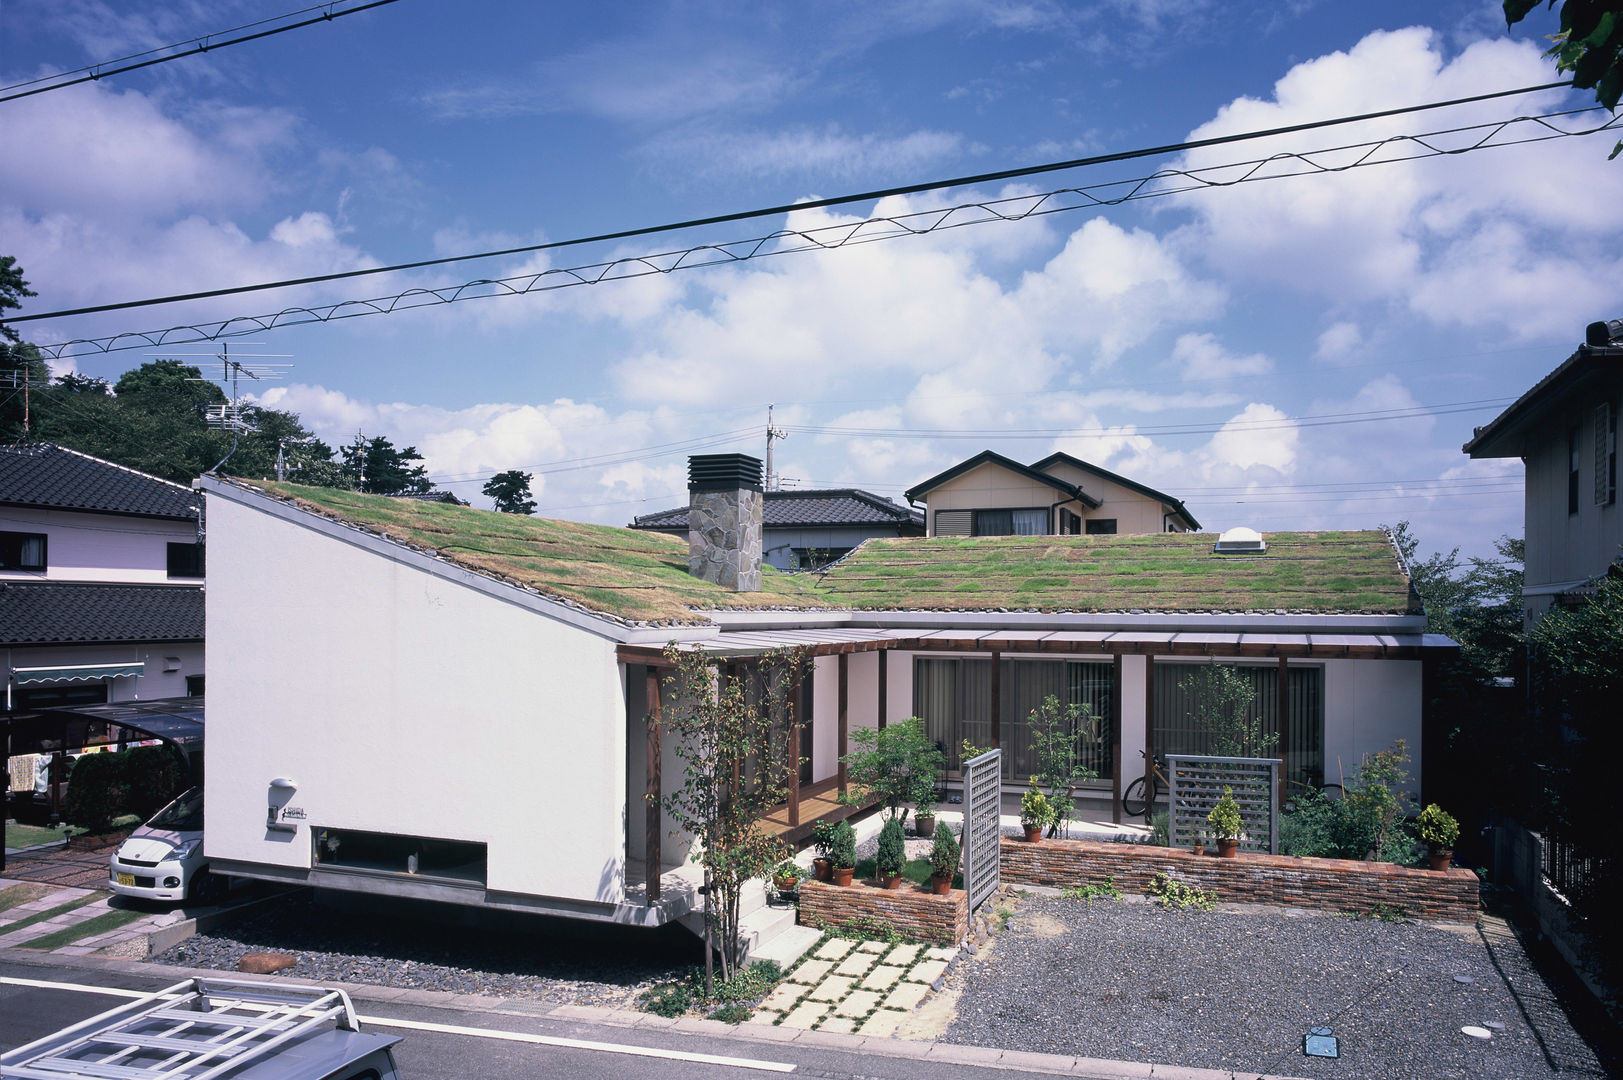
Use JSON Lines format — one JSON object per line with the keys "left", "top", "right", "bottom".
{"left": 752, "top": 934, "right": 960, "bottom": 1034}
{"left": 0, "top": 876, "right": 177, "bottom": 956}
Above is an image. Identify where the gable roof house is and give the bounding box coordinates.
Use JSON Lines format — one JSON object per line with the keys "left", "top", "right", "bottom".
{"left": 1, "top": 443, "right": 205, "bottom": 714}
{"left": 199, "top": 452, "right": 1451, "bottom": 940}
{"left": 631, "top": 486, "right": 922, "bottom": 569}
{"left": 905, "top": 450, "right": 1200, "bottom": 537}
{"left": 1464, "top": 319, "right": 1623, "bottom": 624}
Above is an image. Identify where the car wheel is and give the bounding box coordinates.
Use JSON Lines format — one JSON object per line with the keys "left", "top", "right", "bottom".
{"left": 188, "top": 867, "right": 226, "bottom": 905}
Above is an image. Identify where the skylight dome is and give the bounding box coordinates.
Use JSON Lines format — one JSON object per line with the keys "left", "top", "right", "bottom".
{"left": 1214, "top": 526, "right": 1266, "bottom": 554}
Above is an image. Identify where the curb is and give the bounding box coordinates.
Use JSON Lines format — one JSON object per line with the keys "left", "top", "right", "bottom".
{"left": 0, "top": 948, "right": 1310, "bottom": 1080}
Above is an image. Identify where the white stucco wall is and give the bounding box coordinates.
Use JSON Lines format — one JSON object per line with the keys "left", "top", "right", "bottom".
{"left": 1322, "top": 658, "right": 1423, "bottom": 798}
{"left": 811, "top": 655, "right": 838, "bottom": 779}
{"left": 204, "top": 492, "right": 628, "bottom": 907}
{"left": 0, "top": 508, "right": 199, "bottom": 583}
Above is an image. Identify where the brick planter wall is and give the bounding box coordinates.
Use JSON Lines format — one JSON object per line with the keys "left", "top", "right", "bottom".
{"left": 1000, "top": 837, "right": 1479, "bottom": 923}
{"left": 797, "top": 880, "right": 968, "bottom": 946}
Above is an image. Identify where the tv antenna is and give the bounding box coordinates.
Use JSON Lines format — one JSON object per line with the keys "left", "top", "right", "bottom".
{"left": 155, "top": 341, "right": 293, "bottom": 471}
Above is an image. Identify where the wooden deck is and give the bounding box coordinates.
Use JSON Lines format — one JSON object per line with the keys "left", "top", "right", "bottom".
{"left": 760, "top": 778, "right": 880, "bottom": 846}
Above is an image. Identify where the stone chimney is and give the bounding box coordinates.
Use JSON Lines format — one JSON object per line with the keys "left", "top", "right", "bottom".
{"left": 687, "top": 453, "right": 764, "bottom": 591}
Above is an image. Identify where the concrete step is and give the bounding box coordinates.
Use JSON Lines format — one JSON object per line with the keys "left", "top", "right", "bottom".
{"left": 746, "top": 922, "right": 820, "bottom": 971}
{"left": 737, "top": 900, "right": 798, "bottom": 961}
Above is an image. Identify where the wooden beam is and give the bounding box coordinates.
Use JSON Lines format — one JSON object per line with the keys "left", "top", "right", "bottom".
{"left": 1143, "top": 653, "right": 1156, "bottom": 814}
{"left": 644, "top": 668, "right": 662, "bottom": 903}
{"left": 838, "top": 653, "right": 849, "bottom": 798}
{"left": 1111, "top": 653, "right": 1123, "bottom": 826}
{"left": 1277, "top": 656, "right": 1290, "bottom": 811}
{"left": 990, "top": 650, "right": 1002, "bottom": 750}
{"left": 877, "top": 649, "right": 888, "bottom": 730}
{"left": 788, "top": 681, "right": 801, "bottom": 828}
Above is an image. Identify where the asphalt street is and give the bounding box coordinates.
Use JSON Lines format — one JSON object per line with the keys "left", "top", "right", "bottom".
{"left": 0, "top": 956, "right": 1266, "bottom": 1080}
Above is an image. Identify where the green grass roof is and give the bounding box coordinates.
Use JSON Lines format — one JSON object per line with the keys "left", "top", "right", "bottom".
{"left": 250, "top": 482, "right": 834, "bottom": 624}
{"left": 245, "top": 483, "right": 1417, "bottom": 622}
{"left": 813, "top": 531, "right": 1419, "bottom": 615}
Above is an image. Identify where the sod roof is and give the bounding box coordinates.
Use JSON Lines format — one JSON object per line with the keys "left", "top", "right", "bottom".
{"left": 242, "top": 482, "right": 1418, "bottom": 623}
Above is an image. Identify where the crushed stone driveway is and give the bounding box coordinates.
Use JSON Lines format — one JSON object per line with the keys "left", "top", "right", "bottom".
{"left": 945, "top": 894, "right": 1611, "bottom": 1080}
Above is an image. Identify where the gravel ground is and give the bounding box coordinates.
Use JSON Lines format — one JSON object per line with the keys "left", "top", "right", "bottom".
{"left": 945, "top": 893, "right": 1611, "bottom": 1080}
{"left": 152, "top": 892, "right": 695, "bottom": 1006}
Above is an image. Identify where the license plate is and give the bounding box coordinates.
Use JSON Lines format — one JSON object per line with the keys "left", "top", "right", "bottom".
{"left": 116, "top": 873, "right": 134, "bottom": 887}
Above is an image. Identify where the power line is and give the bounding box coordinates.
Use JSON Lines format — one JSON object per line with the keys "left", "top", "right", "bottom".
{"left": 0, "top": 0, "right": 405, "bottom": 105}
{"left": 21, "top": 103, "right": 1617, "bottom": 362}
{"left": 7, "top": 79, "right": 1575, "bottom": 328}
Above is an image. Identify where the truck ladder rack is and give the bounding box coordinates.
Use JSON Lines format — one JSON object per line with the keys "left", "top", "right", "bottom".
{"left": 0, "top": 978, "right": 361, "bottom": 1080}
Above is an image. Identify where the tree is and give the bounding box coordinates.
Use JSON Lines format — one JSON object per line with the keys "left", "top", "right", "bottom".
{"left": 1505, "top": 0, "right": 1623, "bottom": 158}
{"left": 483, "top": 469, "right": 537, "bottom": 514}
{"left": 1388, "top": 521, "right": 1524, "bottom": 680}
{"left": 839, "top": 716, "right": 943, "bottom": 825}
{"left": 1, "top": 256, "right": 50, "bottom": 440}
{"left": 656, "top": 643, "right": 811, "bottom": 993}
{"left": 1177, "top": 664, "right": 1276, "bottom": 759}
{"left": 1024, "top": 695, "right": 1099, "bottom": 837}
{"left": 345, "top": 434, "right": 432, "bottom": 495}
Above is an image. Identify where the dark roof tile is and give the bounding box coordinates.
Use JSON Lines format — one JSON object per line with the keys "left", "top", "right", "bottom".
{"left": 633, "top": 489, "right": 922, "bottom": 531}
{"left": 0, "top": 443, "right": 200, "bottom": 520}
{"left": 0, "top": 581, "right": 205, "bottom": 645}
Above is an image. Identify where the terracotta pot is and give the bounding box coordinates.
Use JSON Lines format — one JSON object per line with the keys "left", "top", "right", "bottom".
{"left": 914, "top": 814, "right": 936, "bottom": 838}
{"left": 1192, "top": 843, "right": 1205, "bottom": 856}
{"left": 880, "top": 873, "right": 903, "bottom": 890}
{"left": 812, "top": 858, "right": 832, "bottom": 882}
{"left": 1216, "top": 838, "right": 1239, "bottom": 858}
{"left": 833, "top": 866, "right": 855, "bottom": 887}
{"left": 1023, "top": 824, "right": 1043, "bottom": 843}
{"left": 1428, "top": 848, "right": 1453, "bottom": 872}
{"left": 929, "top": 873, "right": 953, "bottom": 895}
{"left": 773, "top": 876, "right": 799, "bottom": 893}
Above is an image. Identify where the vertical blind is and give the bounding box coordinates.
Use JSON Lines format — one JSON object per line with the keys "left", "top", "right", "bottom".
{"left": 1151, "top": 662, "right": 1324, "bottom": 787}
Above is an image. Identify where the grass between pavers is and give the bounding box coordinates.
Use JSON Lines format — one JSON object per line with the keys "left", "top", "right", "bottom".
{"left": 0, "top": 882, "right": 54, "bottom": 914}
{"left": 0, "top": 891, "right": 104, "bottom": 936}
{"left": 22, "top": 906, "right": 146, "bottom": 951}
{"left": 763, "top": 931, "right": 948, "bottom": 1032}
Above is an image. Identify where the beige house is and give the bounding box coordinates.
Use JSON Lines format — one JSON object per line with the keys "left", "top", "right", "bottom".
{"left": 904, "top": 450, "right": 1199, "bottom": 537}
{"left": 1464, "top": 319, "right": 1622, "bottom": 624}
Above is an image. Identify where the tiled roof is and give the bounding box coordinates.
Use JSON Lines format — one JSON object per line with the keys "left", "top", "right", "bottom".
{"left": 632, "top": 489, "right": 922, "bottom": 530}
{"left": 0, "top": 443, "right": 200, "bottom": 520}
{"left": 0, "top": 581, "right": 205, "bottom": 645}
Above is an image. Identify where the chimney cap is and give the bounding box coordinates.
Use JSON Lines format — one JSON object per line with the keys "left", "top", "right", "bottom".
{"left": 689, "top": 453, "right": 764, "bottom": 493}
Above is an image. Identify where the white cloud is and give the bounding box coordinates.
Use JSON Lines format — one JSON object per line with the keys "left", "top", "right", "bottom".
{"left": 1168, "top": 27, "right": 1623, "bottom": 337}
{"left": 1205, "top": 403, "right": 1298, "bottom": 473}
{"left": 638, "top": 125, "right": 969, "bottom": 182}
{"left": 1313, "top": 321, "right": 1364, "bottom": 363}
{"left": 1173, "top": 332, "right": 1272, "bottom": 380}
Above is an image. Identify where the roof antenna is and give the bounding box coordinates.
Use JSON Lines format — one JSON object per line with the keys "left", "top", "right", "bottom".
{"left": 765, "top": 404, "right": 788, "bottom": 492}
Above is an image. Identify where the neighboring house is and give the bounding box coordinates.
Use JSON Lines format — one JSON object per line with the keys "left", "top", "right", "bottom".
{"left": 904, "top": 450, "right": 1199, "bottom": 537}
{"left": 389, "top": 490, "right": 468, "bottom": 506}
{"left": 631, "top": 487, "right": 922, "bottom": 569}
{"left": 1, "top": 443, "right": 206, "bottom": 712}
{"left": 1464, "top": 318, "right": 1623, "bottom": 624}
{"left": 198, "top": 454, "right": 1448, "bottom": 933}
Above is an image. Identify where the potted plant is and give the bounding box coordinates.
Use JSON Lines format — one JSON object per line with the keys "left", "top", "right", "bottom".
{"left": 929, "top": 820, "right": 959, "bottom": 894}
{"left": 1208, "top": 787, "right": 1243, "bottom": 858}
{"left": 1416, "top": 803, "right": 1459, "bottom": 872}
{"left": 829, "top": 820, "right": 857, "bottom": 887}
{"left": 1020, "top": 779, "right": 1052, "bottom": 843}
{"left": 876, "top": 817, "right": 906, "bottom": 889}
{"left": 810, "top": 820, "right": 838, "bottom": 882}
{"left": 1192, "top": 830, "right": 1205, "bottom": 857}
{"left": 771, "top": 859, "right": 802, "bottom": 896}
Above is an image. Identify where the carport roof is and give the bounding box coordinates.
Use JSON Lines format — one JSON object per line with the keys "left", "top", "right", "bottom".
{"left": 4, "top": 697, "right": 204, "bottom": 756}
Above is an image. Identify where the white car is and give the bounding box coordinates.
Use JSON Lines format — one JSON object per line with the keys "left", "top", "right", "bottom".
{"left": 108, "top": 787, "right": 220, "bottom": 903}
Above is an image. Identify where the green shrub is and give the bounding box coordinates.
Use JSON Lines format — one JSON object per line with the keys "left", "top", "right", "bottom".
{"left": 829, "top": 820, "right": 857, "bottom": 870}
{"left": 1279, "top": 787, "right": 1340, "bottom": 857}
{"left": 708, "top": 1003, "right": 752, "bottom": 1024}
{"left": 1149, "top": 811, "right": 1169, "bottom": 847}
{"left": 1147, "top": 872, "right": 1215, "bottom": 912}
{"left": 1019, "top": 779, "right": 1052, "bottom": 829}
{"left": 123, "top": 745, "right": 188, "bottom": 819}
{"left": 811, "top": 820, "right": 840, "bottom": 861}
{"left": 930, "top": 820, "right": 960, "bottom": 879}
{"left": 63, "top": 752, "right": 127, "bottom": 832}
{"left": 1207, "top": 787, "right": 1243, "bottom": 840}
{"left": 1416, "top": 803, "right": 1460, "bottom": 851}
{"left": 638, "top": 980, "right": 694, "bottom": 1017}
{"left": 876, "top": 817, "right": 906, "bottom": 878}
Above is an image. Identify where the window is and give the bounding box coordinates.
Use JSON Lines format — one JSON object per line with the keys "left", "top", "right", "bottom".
{"left": 1084, "top": 518, "right": 1118, "bottom": 535}
{"left": 973, "top": 508, "right": 1048, "bottom": 536}
{"left": 313, "top": 827, "right": 487, "bottom": 884}
{"left": 1151, "top": 662, "right": 1324, "bottom": 788}
{"left": 1569, "top": 426, "right": 1581, "bottom": 515}
{"left": 1059, "top": 509, "right": 1081, "bottom": 534}
{"left": 0, "top": 531, "right": 46, "bottom": 571}
{"left": 792, "top": 547, "right": 852, "bottom": 569}
{"left": 1597, "top": 403, "right": 1617, "bottom": 507}
{"left": 167, "top": 542, "right": 205, "bottom": 578}
{"left": 186, "top": 675, "right": 205, "bottom": 697}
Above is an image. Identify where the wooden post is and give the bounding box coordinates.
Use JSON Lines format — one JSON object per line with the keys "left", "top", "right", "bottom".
{"left": 787, "top": 683, "right": 801, "bottom": 828}
{"left": 1277, "top": 656, "right": 1290, "bottom": 810}
{"left": 644, "top": 667, "right": 663, "bottom": 903}
{"left": 877, "top": 649, "right": 888, "bottom": 731}
{"left": 1143, "top": 653, "right": 1156, "bottom": 814}
{"left": 990, "top": 650, "right": 1002, "bottom": 749}
{"left": 838, "top": 653, "right": 849, "bottom": 798}
{"left": 1111, "top": 654, "right": 1123, "bottom": 825}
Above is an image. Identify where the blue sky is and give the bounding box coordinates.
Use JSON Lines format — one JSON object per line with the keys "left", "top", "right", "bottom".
{"left": 4, "top": 0, "right": 1621, "bottom": 561}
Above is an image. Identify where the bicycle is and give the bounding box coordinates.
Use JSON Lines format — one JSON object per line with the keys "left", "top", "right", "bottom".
{"left": 1121, "top": 750, "right": 1167, "bottom": 820}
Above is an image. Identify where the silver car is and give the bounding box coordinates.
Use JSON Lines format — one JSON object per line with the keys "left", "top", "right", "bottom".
{"left": 108, "top": 787, "right": 220, "bottom": 903}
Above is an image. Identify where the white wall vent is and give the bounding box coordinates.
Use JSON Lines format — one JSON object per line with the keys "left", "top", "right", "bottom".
{"left": 1214, "top": 526, "right": 1266, "bottom": 554}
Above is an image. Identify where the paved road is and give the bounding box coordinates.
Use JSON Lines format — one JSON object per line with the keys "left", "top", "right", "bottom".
{"left": 0, "top": 955, "right": 1284, "bottom": 1080}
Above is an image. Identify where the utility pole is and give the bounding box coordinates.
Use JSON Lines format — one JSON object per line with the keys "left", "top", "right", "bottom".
{"left": 765, "top": 404, "right": 788, "bottom": 492}
{"left": 275, "top": 440, "right": 286, "bottom": 482}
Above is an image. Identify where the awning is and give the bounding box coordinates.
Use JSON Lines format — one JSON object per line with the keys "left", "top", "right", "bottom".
{"left": 11, "top": 662, "right": 144, "bottom": 685}
{"left": 4, "top": 697, "right": 204, "bottom": 757}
